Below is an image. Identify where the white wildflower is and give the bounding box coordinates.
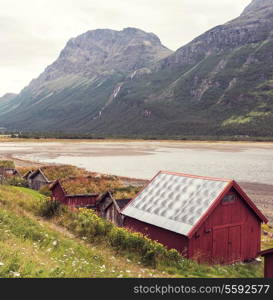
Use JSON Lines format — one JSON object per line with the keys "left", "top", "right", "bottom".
{"left": 0, "top": 262, "right": 4, "bottom": 266}
{"left": 52, "top": 240, "right": 58, "bottom": 246}
{"left": 10, "top": 271, "right": 20, "bottom": 277}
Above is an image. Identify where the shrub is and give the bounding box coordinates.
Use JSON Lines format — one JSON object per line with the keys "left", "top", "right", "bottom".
{"left": 38, "top": 200, "right": 65, "bottom": 219}
{"left": 39, "top": 185, "right": 51, "bottom": 197}
{"left": 4, "top": 177, "right": 28, "bottom": 188}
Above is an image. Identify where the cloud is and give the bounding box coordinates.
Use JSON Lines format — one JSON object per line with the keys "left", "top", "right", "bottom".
{"left": 0, "top": 0, "right": 251, "bottom": 96}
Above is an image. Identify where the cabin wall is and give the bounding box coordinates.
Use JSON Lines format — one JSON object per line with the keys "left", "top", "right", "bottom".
{"left": 97, "top": 196, "right": 113, "bottom": 217}
{"left": 264, "top": 253, "right": 273, "bottom": 278}
{"left": 124, "top": 217, "right": 189, "bottom": 256}
{"left": 105, "top": 203, "right": 123, "bottom": 226}
{"left": 189, "top": 188, "right": 261, "bottom": 264}
{"left": 66, "top": 195, "right": 98, "bottom": 207}
{"left": 0, "top": 167, "right": 5, "bottom": 183}
{"left": 51, "top": 184, "right": 66, "bottom": 204}
{"left": 30, "top": 173, "right": 48, "bottom": 190}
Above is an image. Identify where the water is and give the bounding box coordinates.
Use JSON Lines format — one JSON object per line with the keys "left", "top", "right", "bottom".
{"left": 0, "top": 141, "right": 272, "bottom": 184}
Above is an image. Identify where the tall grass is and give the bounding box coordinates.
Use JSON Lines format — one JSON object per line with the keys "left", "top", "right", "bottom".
{"left": 0, "top": 187, "right": 167, "bottom": 278}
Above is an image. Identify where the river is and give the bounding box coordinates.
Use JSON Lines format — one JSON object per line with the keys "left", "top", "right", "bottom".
{"left": 0, "top": 140, "right": 272, "bottom": 184}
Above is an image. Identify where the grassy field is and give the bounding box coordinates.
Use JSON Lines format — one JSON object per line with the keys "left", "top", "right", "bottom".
{"left": 0, "top": 185, "right": 271, "bottom": 278}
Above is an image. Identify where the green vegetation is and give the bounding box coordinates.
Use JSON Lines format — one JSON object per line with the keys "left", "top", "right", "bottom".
{"left": 0, "top": 185, "right": 269, "bottom": 278}
{"left": 0, "top": 160, "right": 15, "bottom": 168}
{"left": 222, "top": 111, "right": 272, "bottom": 126}
{"left": 58, "top": 174, "right": 141, "bottom": 198}
{"left": 0, "top": 186, "right": 167, "bottom": 278}
{"left": 4, "top": 176, "right": 28, "bottom": 188}
{"left": 38, "top": 165, "right": 90, "bottom": 181}
{"left": 61, "top": 175, "right": 123, "bottom": 195}
{"left": 112, "top": 186, "right": 141, "bottom": 199}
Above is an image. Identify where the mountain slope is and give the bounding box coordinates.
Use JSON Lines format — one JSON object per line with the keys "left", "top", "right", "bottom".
{"left": 88, "top": 0, "right": 273, "bottom": 137}
{"left": 0, "top": 93, "right": 17, "bottom": 102}
{"left": 1, "top": 0, "right": 273, "bottom": 137}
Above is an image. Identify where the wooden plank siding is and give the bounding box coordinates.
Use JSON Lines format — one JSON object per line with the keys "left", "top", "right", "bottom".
{"left": 260, "top": 248, "right": 273, "bottom": 278}
{"left": 124, "top": 217, "right": 189, "bottom": 256}
{"left": 264, "top": 253, "right": 273, "bottom": 278}
{"left": 66, "top": 195, "right": 98, "bottom": 207}
{"left": 188, "top": 188, "right": 261, "bottom": 264}
{"left": 123, "top": 184, "right": 265, "bottom": 264}
{"left": 51, "top": 180, "right": 99, "bottom": 208}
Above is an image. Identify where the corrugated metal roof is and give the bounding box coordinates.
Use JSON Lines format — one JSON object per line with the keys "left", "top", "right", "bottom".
{"left": 122, "top": 171, "right": 230, "bottom": 236}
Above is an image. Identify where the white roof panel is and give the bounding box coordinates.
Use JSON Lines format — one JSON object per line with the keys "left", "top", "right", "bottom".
{"left": 122, "top": 172, "right": 230, "bottom": 236}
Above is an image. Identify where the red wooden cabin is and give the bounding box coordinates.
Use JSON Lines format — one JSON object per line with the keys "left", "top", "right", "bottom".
{"left": 50, "top": 180, "right": 99, "bottom": 208}
{"left": 260, "top": 248, "right": 273, "bottom": 278}
{"left": 122, "top": 171, "right": 268, "bottom": 264}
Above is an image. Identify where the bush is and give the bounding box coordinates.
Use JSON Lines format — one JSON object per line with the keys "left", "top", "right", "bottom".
{"left": 39, "top": 185, "right": 51, "bottom": 197}
{"left": 71, "top": 209, "right": 182, "bottom": 267}
{"left": 4, "top": 177, "right": 28, "bottom": 188}
{"left": 38, "top": 200, "right": 65, "bottom": 219}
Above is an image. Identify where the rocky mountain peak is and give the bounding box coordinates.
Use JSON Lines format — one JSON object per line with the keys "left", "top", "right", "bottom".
{"left": 160, "top": 0, "right": 273, "bottom": 69}
{"left": 30, "top": 27, "right": 172, "bottom": 90}
{"left": 241, "top": 0, "right": 273, "bottom": 15}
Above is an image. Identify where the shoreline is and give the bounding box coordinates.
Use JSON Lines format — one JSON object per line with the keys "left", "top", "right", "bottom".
{"left": 1, "top": 137, "right": 273, "bottom": 145}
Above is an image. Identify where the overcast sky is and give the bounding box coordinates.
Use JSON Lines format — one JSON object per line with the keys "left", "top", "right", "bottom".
{"left": 0, "top": 0, "right": 252, "bottom": 97}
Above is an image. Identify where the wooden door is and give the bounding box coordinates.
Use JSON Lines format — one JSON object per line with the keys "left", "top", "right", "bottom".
{"left": 213, "top": 227, "right": 228, "bottom": 264}
{"left": 228, "top": 225, "right": 241, "bottom": 263}
{"left": 213, "top": 225, "right": 241, "bottom": 264}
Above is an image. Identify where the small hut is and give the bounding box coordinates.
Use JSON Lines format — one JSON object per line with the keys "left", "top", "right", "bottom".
{"left": 26, "top": 165, "right": 90, "bottom": 190}
{"left": 50, "top": 179, "right": 99, "bottom": 208}
{"left": 96, "top": 191, "right": 131, "bottom": 226}
{"left": 260, "top": 248, "right": 273, "bottom": 278}
{"left": 28, "top": 168, "right": 50, "bottom": 190}
{"left": 0, "top": 160, "right": 20, "bottom": 183}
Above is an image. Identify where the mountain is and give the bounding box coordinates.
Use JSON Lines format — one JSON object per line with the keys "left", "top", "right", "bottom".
{"left": 0, "top": 28, "right": 172, "bottom": 132}
{"left": 0, "top": 93, "right": 17, "bottom": 102}
{"left": 0, "top": 93, "right": 18, "bottom": 116}
{"left": 1, "top": 0, "right": 273, "bottom": 138}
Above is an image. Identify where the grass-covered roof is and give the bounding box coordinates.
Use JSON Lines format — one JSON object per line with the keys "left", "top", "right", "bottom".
{"left": 61, "top": 175, "right": 123, "bottom": 195}
{"left": 41, "top": 165, "right": 91, "bottom": 181}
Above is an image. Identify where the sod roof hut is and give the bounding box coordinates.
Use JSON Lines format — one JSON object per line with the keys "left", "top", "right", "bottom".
{"left": 0, "top": 160, "right": 20, "bottom": 183}
{"left": 27, "top": 165, "right": 89, "bottom": 190}
{"left": 50, "top": 175, "right": 123, "bottom": 208}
